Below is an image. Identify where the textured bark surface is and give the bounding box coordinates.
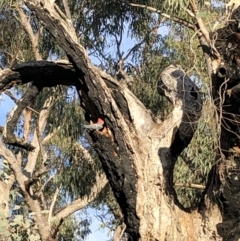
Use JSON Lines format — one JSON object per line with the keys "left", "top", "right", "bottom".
{"left": 2, "top": 1, "right": 240, "bottom": 240}
{"left": 207, "top": 8, "right": 240, "bottom": 241}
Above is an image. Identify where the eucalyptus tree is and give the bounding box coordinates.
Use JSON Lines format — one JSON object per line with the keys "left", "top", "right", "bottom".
{"left": 0, "top": 0, "right": 240, "bottom": 241}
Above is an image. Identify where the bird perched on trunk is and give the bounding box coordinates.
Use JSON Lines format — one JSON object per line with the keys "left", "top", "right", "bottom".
{"left": 83, "top": 117, "right": 104, "bottom": 131}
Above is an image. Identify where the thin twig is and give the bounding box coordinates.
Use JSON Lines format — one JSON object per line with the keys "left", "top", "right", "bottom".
{"left": 42, "top": 126, "right": 61, "bottom": 144}
{"left": 62, "top": 0, "right": 71, "bottom": 19}
{"left": 189, "top": 0, "right": 220, "bottom": 58}
{"left": 120, "top": 1, "right": 195, "bottom": 30}
{"left": 175, "top": 183, "right": 205, "bottom": 190}
{"left": 38, "top": 175, "right": 55, "bottom": 195}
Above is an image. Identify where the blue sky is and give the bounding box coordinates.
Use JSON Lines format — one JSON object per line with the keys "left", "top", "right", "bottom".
{"left": 0, "top": 94, "right": 14, "bottom": 125}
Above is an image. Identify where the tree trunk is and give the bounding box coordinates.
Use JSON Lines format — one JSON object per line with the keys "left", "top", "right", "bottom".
{"left": 1, "top": 1, "right": 240, "bottom": 240}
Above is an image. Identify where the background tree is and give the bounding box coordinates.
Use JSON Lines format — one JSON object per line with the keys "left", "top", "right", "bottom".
{"left": 0, "top": 0, "right": 239, "bottom": 241}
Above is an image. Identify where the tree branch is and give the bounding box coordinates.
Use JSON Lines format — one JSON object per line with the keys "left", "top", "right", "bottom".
{"left": 121, "top": 1, "right": 196, "bottom": 30}
{"left": 0, "top": 109, "right": 57, "bottom": 241}
{"left": 0, "top": 61, "right": 78, "bottom": 93}
{"left": 189, "top": 0, "right": 220, "bottom": 57}
{"left": 48, "top": 187, "right": 59, "bottom": 226}
{"left": 175, "top": 183, "right": 205, "bottom": 190}
{"left": 53, "top": 173, "right": 108, "bottom": 228}
{"left": 113, "top": 222, "right": 126, "bottom": 241}
{"left": 42, "top": 126, "right": 61, "bottom": 144}
{"left": 4, "top": 90, "right": 39, "bottom": 114}
{"left": 0, "top": 140, "right": 26, "bottom": 191}
{"left": 0, "top": 172, "right": 15, "bottom": 218}
{"left": 17, "top": 7, "right": 42, "bottom": 60}
{"left": 3, "top": 84, "right": 41, "bottom": 151}
{"left": 49, "top": 141, "right": 109, "bottom": 231}
{"left": 25, "top": 95, "right": 54, "bottom": 176}
{"left": 62, "top": 0, "right": 71, "bottom": 19}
